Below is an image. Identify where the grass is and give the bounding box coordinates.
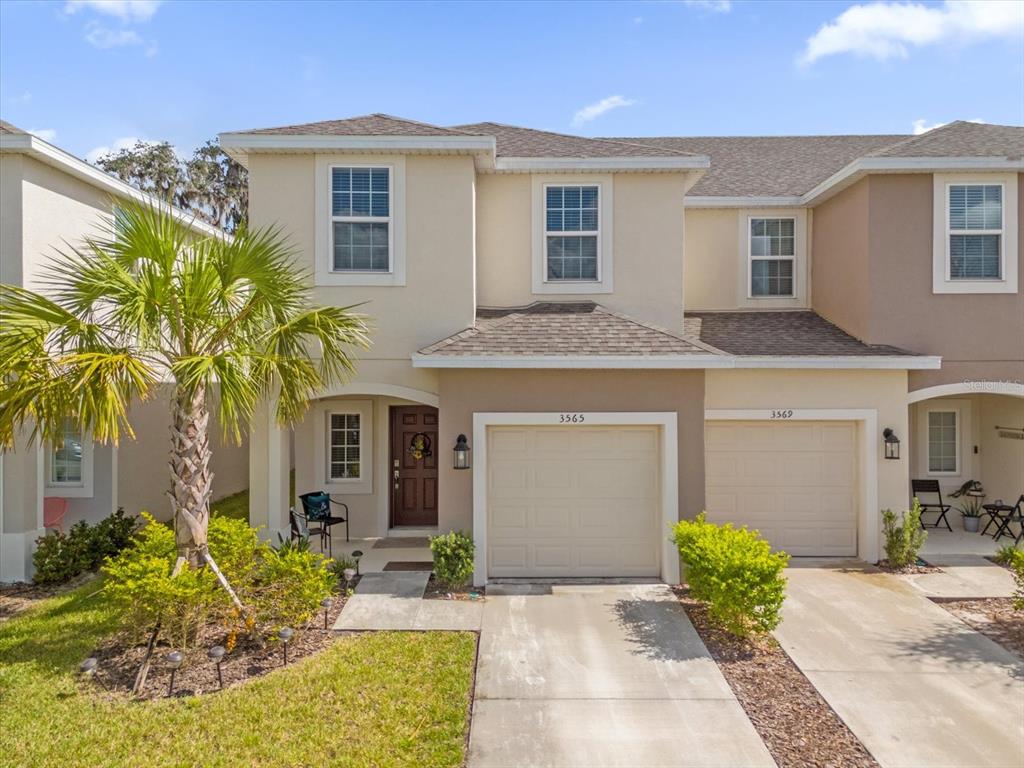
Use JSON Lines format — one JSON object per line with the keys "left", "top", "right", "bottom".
{"left": 0, "top": 581, "right": 477, "bottom": 767}
{"left": 210, "top": 471, "right": 295, "bottom": 522}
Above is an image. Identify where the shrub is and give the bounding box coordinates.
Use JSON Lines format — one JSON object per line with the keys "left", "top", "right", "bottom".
{"left": 430, "top": 531, "right": 475, "bottom": 590}
{"left": 673, "top": 513, "right": 789, "bottom": 637}
{"left": 255, "top": 546, "right": 335, "bottom": 630}
{"left": 993, "top": 543, "right": 1021, "bottom": 566}
{"left": 1009, "top": 549, "right": 1024, "bottom": 611}
{"left": 881, "top": 499, "right": 927, "bottom": 568}
{"left": 32, "top": 508, "right": 138, "bottom": 585}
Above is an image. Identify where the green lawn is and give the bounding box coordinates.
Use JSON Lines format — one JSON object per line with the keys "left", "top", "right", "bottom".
{"left": 210, "top": 470, "right": 295, "bottom": 521}
{"left": 0, "top": 582, "right": 476, "bottom": 767}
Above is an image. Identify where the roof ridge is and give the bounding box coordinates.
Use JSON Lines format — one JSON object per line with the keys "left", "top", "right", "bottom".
{"left": 593, "top": 305, "right": 725, "bottom": 354}
{"left": 607, "top": 133, "right": 910, "bottom": 141}
{"left": 453, "top": 121, "right": 696, "bottom": 157}
{"left": 367, "top": 113, "right": 477, "bottom": 136}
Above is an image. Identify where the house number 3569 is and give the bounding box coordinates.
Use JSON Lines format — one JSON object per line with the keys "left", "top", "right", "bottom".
{"left": 559, "top": 413, "right": 585, "bottom": 423}
{"left": 771, "top": 409, "right": 794, "bottom": 419}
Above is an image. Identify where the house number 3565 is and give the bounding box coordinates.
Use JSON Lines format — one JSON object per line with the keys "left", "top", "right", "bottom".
{"left": 559, "top": 413, "right": 585, "bottom": 423}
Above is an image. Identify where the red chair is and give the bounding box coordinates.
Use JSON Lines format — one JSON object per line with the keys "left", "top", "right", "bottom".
{"left": 43, "top": 497, "right": 68, "bottom": 532}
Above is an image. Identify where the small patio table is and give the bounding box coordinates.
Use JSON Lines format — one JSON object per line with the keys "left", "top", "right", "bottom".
{"left": 982, "top": 501, "right": 1022, "bottom": 544}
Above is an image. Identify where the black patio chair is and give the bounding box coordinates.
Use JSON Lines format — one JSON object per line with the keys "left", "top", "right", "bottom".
{"left": 289, "top": 506, "right": 328, "bottom": 552}
{"left": 989, "top": 495, "right": 1024, "bottom": 545}
{"left": 298, "top": 491, "right": 350, "bottom": 556}
{"left": 911, "top": 479, "right": 952, "bottom": 532}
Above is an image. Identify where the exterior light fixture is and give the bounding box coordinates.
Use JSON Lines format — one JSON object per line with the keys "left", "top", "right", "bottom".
{"left": 79, "top": 657, "right": 107, "bottom": 690}
{"left": 278, "top": 626, "right": 294, "bottom": 665}
{"left": 453, "top": 434, "right": 471, "bottom": 470}
{"left": 882, "top": 428, "right": 900, "bottom": 460}
{"left": 166, "top": 650, "right": 184, "bottom": 697}
{"left": 320, "top": 597, "right": 333, "bottom": 630}
{"left": 208, "top": 645, "right": 226, "bottom": 689}
{"left": 351, "top": 550, "right": 363, "bottom": 575}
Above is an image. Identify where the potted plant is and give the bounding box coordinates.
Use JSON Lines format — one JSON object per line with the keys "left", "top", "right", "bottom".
{"left": 951, "top": 480, "right": 986, "bottom": 533}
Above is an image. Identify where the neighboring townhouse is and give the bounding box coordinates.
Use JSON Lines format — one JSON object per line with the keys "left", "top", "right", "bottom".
{"left": 221, "top": 115, "right": 1023, "bottom": 586}
{"left": 0, "top": 122, "right": 249, "bottom": 582}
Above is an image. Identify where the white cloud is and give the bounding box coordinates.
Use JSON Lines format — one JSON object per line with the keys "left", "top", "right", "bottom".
{"left": 27, "top": 128, "right": 58, "bottom": 142}
{"left": 86, "top": 136, "right": 156, "bottom": 164}
{"left": 912, "top": 117, "right": 985, "bottom": 135}
{"left": 84, "top": 23, "right": 143, "bottom": 48}
{"left": 800, "top": 1, "right": 1024, "bottom": 65}
{"left": 571, "top": 95, "right": 637, "bottom": 127}
{"left": 681, "top": 1, "right": 731, "bottom": 13}
{"left": 64, "top": 0, "right": 162, "bottom": 23}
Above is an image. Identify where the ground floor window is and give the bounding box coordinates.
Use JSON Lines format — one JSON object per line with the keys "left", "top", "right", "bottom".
{"left": 328, "top": 413, "right": 361, "bottom": 480}
{"left": 50, "top": 419, "right": 84, "bottom": 485}
{"left": 927, "top": 410, "right": 958, "bottom": 474}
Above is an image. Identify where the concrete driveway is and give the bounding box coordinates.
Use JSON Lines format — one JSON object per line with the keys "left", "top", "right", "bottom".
{"left": 776, "top": 563, "right": 1024, "bottom": 768}
{"left": 467, "top": 583, "right": 774, "bottom": 768}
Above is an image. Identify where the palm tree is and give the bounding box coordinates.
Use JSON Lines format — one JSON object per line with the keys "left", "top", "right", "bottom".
{"left": 0, "top": 200, "right": 370, "bottom": 568}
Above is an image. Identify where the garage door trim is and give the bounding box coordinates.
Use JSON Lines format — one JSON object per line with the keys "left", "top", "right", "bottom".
{"left": 472, "top": 412, "right": 679, "bottom": 587}
{"left": 705, "top": 408, "right": 879, "bottom": 563}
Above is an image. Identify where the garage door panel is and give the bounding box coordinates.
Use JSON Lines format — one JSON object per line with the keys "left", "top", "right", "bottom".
{"left": 488, "top": 424, "right": 661, "bottom": 578}
{"left": 706, "top": 420, "right": 858, "bottom": 557}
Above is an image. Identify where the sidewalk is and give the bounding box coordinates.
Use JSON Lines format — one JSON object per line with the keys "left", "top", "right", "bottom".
{"left": 333, "top": 572, "right": 483, "bottom": 631}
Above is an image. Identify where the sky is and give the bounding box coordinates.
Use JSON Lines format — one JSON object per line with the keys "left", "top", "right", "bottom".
{"left": 1, "top": 0, "right": 1022, "bottom": 162}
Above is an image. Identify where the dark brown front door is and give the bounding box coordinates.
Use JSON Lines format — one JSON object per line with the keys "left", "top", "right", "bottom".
{"left": 390, "top": 405, "right": 439, "bottom": 527}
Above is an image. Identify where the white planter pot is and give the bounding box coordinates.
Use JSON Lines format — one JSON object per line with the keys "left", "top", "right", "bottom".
{"left": 963, "top": 517, "right": 980, "bottom": 533}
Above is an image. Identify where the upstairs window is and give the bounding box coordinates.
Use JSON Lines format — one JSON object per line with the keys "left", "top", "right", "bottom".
{"left": 948, "top": 184, "right": 1002, "bottom": 280}
{"left": 545, "top": 185, "right": 599, "bottom": 281}
{"left": 330, "top": 166, "right": 391, "bottom": 273}
{"left": 749, "top": 217, "right": 795, "bottom": 297}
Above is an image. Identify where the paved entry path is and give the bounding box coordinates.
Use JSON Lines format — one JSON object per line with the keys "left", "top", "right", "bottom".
{"left": 467, "top": 583, "right": 774, "bottom": 768}
{"left": 776, "top": 563, "right": 1024, "bottom": 768}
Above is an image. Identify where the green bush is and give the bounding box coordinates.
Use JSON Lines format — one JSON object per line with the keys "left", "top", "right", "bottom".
{"left": 993, "top": 543, "right": 1021, "bottom": 566}
{"left": 430, "top": 531, "right": 475, "bottom": 590}
{"left": 32, "top": 508, "right": 138, "bottom": 585}
{"left": 881, "top": 499, "right": 927, "bottom": 568}
{"left": 256, "top": 546, "right": 335, "bottom": 630}
{"left": 1009, "top": 549, "right": 1024, "bottom": 611}
{"left": 673, "top": 513, "right": 789, "bottom": 637}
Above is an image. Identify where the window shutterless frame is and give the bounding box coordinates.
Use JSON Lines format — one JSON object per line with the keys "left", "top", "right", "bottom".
{"left": 542, "top": 182, "right": 601, "bottom": 283}
{"left": 746, "top": 216, "right": 796, "bottom": 299}
{"left": 925, "top": 407, "right": 960, "bottom": 476}
{"left": 945, "top": 182, "right": 1004, "bottom": 282}
{"left": 326, "top": 411, "right": 363, "bottom": 482}
{"left": 329, "top": 164, "right": 394, "bottom": 274}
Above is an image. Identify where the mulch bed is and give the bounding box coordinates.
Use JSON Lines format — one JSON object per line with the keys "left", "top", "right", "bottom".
{"left": 875, "top": 559, "right": 942, "bottom": 574}
{"left": 0, "top": 573, "right": 97, "bottom": 622}
{"left": 674, "top": 587, "right": 879, "bottom": 768}
{"left": 934, "top": 597, "right": 1024, "bottom": 659}
{"left": 87, "top": 579, "right": 359, "bottom": 701}
{"left": 423, "top": 575, "right": 485, "bottom": 602}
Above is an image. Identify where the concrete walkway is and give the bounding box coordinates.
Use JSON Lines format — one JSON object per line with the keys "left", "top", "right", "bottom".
{"left": 776, "top": 563, "right": 1024, "bottom": 768}
{"left": 468, "top": 583, "right": 775, "bottom": 768}
{"left": 333, "top": 572, "right": 483, "bottom": 631}
{"left": 899, "top": 553, "right": 1017, "bottom": 599}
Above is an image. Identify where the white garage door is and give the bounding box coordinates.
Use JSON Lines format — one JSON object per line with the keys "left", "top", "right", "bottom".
{"left": 487, "top": 425, "right": 661, "bottom": 578}
{"left": 705, "top": 421, "right": 858, "bottom": 557}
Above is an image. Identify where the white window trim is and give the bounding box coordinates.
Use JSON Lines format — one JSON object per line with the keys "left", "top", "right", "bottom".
{"left": 329, "top": 164, "right": 393, "bottom": 276}
{"left": 747, "top": 215, "right": 796, "bottom": 299}
{"left": 924, "top": 407, "right": 960, "bottom": 477}
{"left": 531, "top": 174, "right": 614, "bottom": 294}
{"left": 735, "top": 208, "right": 807, "bottom": 308}
{"left": 44, "top": 428, "right": 94, "bottom": 498}
{"left": 932, "top": 173, "right": 1018, "bottom": 294}
{"left": 312, "top": 399, "right": 373, "bottom": 495}
{"left": 315, "top": 155, "right": 406, "bottom": 287}
{"left": 543, "top": 183, "right": 602, "bottom": 283}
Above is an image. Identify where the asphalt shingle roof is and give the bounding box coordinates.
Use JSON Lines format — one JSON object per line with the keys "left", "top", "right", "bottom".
{"left": 418, "top": 302, "right": 717, "bottom": 357}
{"left": 684, "top": 311, "right": 918, "bottom": 357}
{"left": 868, "top": 120, "right": 1024, "bottom": 158}
{"left": 235, "top": 113, "right": 476, "bottom": 137}
{"left": 452, "top": 121, "right": 696, "bottom": 159}
{"left": 0, "top": 120, "right": 27, "bottom": 135}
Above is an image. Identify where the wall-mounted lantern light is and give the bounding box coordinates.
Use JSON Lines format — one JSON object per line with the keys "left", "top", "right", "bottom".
{"left": 453, "top": 434, "right": 471, "bottom": 470}
{"left": 882, "top": 428, "right": 900, "bottom": 460}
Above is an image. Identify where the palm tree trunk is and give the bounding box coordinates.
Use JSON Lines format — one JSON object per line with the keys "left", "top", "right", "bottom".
{"left": 168, "top": 386, "right": 214, "bottom": 568}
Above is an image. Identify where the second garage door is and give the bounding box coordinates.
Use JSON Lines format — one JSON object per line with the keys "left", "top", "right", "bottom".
{"left": 705, "top": 420, "right": 859, "bottom": 557}
{"left": 487, "top": 425, "right": 661, "bottom": 578}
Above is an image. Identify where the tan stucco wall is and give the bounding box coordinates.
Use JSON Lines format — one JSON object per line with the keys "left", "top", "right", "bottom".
{"left": 476, "top": 173, "right": 689, "bottom": 332}
{"left": 247, "top": 153, "right": 477, "bottom": 363}
{"left": 811, "top": 177, "right": 872, "bottom": 341}
{"left": 705, "top": 368, "right": 911, "bottom": 561}
{"left": 0, "top": 153, "right": 24, "bottom": 285}
{"left": 436, "top": 369, "right": 706, "bottom": 533}
{"left": 684, "top": 207, "right": 810, "bottom": 311}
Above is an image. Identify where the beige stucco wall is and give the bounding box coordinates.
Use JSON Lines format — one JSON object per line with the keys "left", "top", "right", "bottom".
{"left": 683, "top": 207, "right": 810, "bottom": 311}
{"left": 705, "top": 369, "right": 911, "bottom": 562}
{"left": 811, "top": 178, "right": 872, "bottom": 341}
{"left": 0, "top": 153, "right": 24, "bottom": 285}
{"left": 247, "top": 153, "right": 477, "bottom": 363}
{"left": 436, "top": 369, "right": 706, "bottom": 534}
{"left": 476, "top": 172, "right": 691, "bottom": 332}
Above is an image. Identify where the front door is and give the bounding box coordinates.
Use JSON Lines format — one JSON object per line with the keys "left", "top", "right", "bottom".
{"left": 390, "top": 405, "right": 439, "bottom": 527}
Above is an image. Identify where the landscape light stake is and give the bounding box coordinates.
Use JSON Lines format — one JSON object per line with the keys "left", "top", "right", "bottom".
{"left": 278, "top": 627, "right": 294, "bottom": 665}
{"left": 208, "top": 645, "right": 226, "bottom": 689}
{"left": 351, "top": 550, "right": 363, "bottom": 575}
{"left": 166, "top": 651, "right": 184, "bottom": 697}
{"left": 79, "top": 657, "right": 108, "bottom": 690}
{"left": 321, "top": 598, "right": 333, "bottom": 630}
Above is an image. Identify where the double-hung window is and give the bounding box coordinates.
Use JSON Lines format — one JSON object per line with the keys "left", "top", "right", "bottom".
{"left": 328, "top": 413, "right": 361, "bottom": 480}
{"left": 948, "top": 184, "right": 1002, "bottom": 280}
{"left": 330, "top": 166, "right": 391, "bottom": 273}
{"left": 545, "top": 185, "right": 599, "bottom": 281}
{"left": 50, "top": 419, "right": 84, "bottom": 485}
{"left": 927, "top": 410, "right": 958, "bottom": 474}
{"left": 749, "top": 218, "right": 795, "bottom": 297}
